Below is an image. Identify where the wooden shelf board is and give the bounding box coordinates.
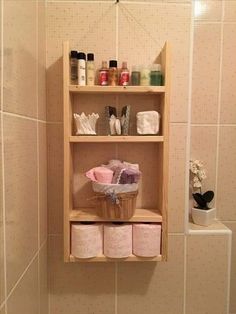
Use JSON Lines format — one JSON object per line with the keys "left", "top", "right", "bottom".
{"left": 69, "top": 254, "right": 162, "bottom": 262}
{"left": 69, "top": 208, "right": 163, "bottom": 222}
{"left": 69, "top": 85, "right": 165, "bottom": 94}
{"left": 69, "top": 135, "right": 164, "bottom": 143}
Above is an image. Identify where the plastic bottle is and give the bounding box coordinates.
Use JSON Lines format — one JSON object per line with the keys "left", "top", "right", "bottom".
{"left": 150, "top": 64, "right": 162, "bottom": 86}
{"left": 108, "top": 60, "right": 118, "bottom": 86}
{"left": 86, "top": 53, "right": 95, "bottom": 86}
{"left": 77, "top": 52, "right": 86, "bottom": 86}
{"left": 140, "top": 65, "right": 150, "bottom": 86}
{"left": 131, "top": 66, "right": 140, "bottom": 86}
{"left": 119, "top": 61, "right": 130, "bottom": 86}
{"left": 70, "top": 50, "right": 78, "bottom": 83}
{"left": 99, "top": 61, "right": 109, "bottom": 86}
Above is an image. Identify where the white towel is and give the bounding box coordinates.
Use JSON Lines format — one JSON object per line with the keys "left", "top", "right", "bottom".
{"left": 136, "top": 111, "right": 160, "bottom": 135}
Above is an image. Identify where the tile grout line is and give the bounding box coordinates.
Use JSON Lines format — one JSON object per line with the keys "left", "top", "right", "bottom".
{"left": 44, "top": 4, "right": 49, "bottom": 314}
{"left": 227, "top": 232, "right": 232, "bottom": 314}
{"left": 192, "top": 123, "right": 236, "bottom": 127}
{"left": 115, "top": 1, "right": 119, "bottom": 60}
{"left": 1, "top": 0, "right": 8, "bottom": 311}
{"left": 214, "top": 0, "right": 225, "bottom": 214}
{"left": 36, "top": 2, "right": 41, "bottom": 314}
{"left": 183, "top": 233, "right": 187, "bottom": 314}
{"left": 2, "top": 111, "right": 47, "bottom": 123}
{"left": 184, "top": 0, "right": 194, "bottom": 235}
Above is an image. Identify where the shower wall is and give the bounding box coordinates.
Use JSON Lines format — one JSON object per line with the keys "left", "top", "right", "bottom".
{"left": 190, "top": 2, "right": 236, "bottom": 313}
{"left": 46, "top": 1, "right": 232, "bottom": 314}
{"left": 0, "top": 1, "right": 48, "bottom": 313}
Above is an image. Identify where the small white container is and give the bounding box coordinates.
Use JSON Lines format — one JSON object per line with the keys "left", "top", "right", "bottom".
{"left": 191, "top": 207, "right": 216, "bottom": 226}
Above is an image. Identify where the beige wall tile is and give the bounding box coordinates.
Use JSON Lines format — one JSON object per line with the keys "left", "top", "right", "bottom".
{"left": 186, "top": 234, "right": 229, "bottom": 314}
{"left": 46, "top": 2, "right": 116, "bottom": 122}
{"left": 217, "top": 126, "right": 236, "bottom": 220}
{"left": 39, "top": 242, "right": 48, "bottom": 314}
{"left": 224, "top": 222, "right": 236, "bottom": 314}
{"left": 39, "top": 122, "right": 47, "bottom": 244}
{"left": 117, "top": 235, "right": 184, "bottom": 314}
{"left": 194, "top": 0, "right": 222, "bottom": 21}
{"left": 220, "top": 24, "right": 236, "bottom": 124}
{"left": 7, "top": 257, "right": 39, "bottom": 314}
{"left": 0, "top": 115, "right": 5, "bottom": 306}
{"left": 0, "top": 306, "right": 5, "bottom": 314}
{"left": 224, "top": 0, "right": 236, "bottom": 22}
{"left": 4, "top": 115, "right": 38, "bottom": 292}
{"left": 118, "top": 3, "right": 191, "bottom": 123}
{"left": 190, "top": 126, "right": 217, "bottom": 194}
{"left": 168, "top": 124, "right": 187, "bottom": 232}
{"left": 48, "top": 235, "right": 115, "bottom": 314}
{"left": 192, "top": 23, "right": 221, "bottom": 124}
{"left": 3, "top": 1, "right": 37, "bottom": 118}
{"left": 38, "top": 1, "right": 46, "bottom": 121}
{"left": 47, "top": 123, "right": 63, "bottom": 234}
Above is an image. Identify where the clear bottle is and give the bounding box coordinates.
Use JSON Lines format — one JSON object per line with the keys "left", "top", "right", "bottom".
{"left": 131, "top": 65, "right": 140, "bottom": 86}
{"left": 70, "top": 50, "right": 78, "bottom": 83}
{"left": 108, "top": 60, "right": 118, "bottom": 86}
{"left": 86, "top": 53, "right": 95, "bottom": 86}
{"left": 140, "top": 65, "right": 150, "bottom": 86}
{"left": 99, "top": 61, "right": 109, "bottom": 86}
{"left": 119, "top": 61, "right": 130, "bottom": 86}
{"left": 150, "top": 64, "right": 162, "bottom": 86}
{"left": 77, "top": 52, "right": 86, "bottom": 86}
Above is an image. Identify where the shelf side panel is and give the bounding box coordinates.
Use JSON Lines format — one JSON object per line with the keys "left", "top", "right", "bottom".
{"left": 63, "top": 41, "right": 71, "bottom": 262}
{"left": 161, "top": 42, "right": 171, "bottom": 261}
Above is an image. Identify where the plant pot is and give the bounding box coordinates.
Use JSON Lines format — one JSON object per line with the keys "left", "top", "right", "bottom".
{"left": 191, "top": 207, "right": 216, "bottom": 227}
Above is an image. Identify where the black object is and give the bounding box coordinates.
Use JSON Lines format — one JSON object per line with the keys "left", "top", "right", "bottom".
{"left": 78, "top": 52, "right": 86, "bottom": 60}
{"left": 71, "top": 50, "right": 77, "bottom": 58}
{"left": 87, "top": 53, "right": 94, "bottom": 61}
{"left": 193, "top": 191, "right": 214, "bottom": 210}
{"left": 109, "top": 60, "right": 117, "bottom": 68}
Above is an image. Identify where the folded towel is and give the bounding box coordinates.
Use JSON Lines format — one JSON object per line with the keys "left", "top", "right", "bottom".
{"left": 86, "top": 167, "right": 114, "bottom": 184}
{"left": 119, "top": 168, "right": 141, "bottom": 184}
{"left": 136, "top": 111, "right": 160, "bottom": 135}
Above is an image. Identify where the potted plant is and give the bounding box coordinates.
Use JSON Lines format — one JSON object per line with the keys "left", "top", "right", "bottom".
{"left": 189, "top": 159, "right": 216, "bottom": 226}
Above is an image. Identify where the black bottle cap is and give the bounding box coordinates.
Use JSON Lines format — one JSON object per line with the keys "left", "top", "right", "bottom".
{"left": 87, "top": 53, "right": 94, "bottom": 61}
{"left": 70, "top": 50, "right": 77, "bottom": 58}
{"left": 77, "top": 52, "right": 86, "bottom": 60}
{"left": 109, "top": 60, "right": 117, "bottom": 68}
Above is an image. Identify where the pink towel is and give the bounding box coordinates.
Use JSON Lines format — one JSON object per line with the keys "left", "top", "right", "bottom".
{"left": 86, "top": 167, "right": 113, "bottom": 184}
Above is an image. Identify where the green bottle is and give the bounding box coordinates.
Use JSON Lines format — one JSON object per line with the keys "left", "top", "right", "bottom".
{"left": 150, "top": 64, "right": 162, "bottom": 86}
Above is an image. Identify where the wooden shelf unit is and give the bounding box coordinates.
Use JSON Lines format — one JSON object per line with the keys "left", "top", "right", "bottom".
{"left": 63, "top": 41, "right": 170, "bottom": 263}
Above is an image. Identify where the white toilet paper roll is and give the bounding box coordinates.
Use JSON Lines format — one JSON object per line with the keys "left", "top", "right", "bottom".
{"left": 71, "top": 223, "right": 103, "bottom": 258}
{"left": 133, "top": 223, "right": 161, "bottom": 257}
{"left": 104, "top": 223, "right": 132, "bottom": 258}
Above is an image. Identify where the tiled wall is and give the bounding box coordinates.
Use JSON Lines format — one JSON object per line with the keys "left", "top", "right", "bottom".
{"left": 46, "top": 1, "right": 232, "bottom": 314}
{"left": 0, "top": 1, "right": 48, "bottom": 313}
{"left": 190, "top": 1, "right": 236, "bottom": 313}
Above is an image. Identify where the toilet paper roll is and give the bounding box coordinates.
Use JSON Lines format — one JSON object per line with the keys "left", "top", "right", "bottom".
{"left": 71, "top": 223, "right": 103, "bottom": 258}
{"left": 133, "top": 223, "right": 161, "bottom": 257}
{"left": 104, "top": 223, "right": 132, "bottom": 258}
